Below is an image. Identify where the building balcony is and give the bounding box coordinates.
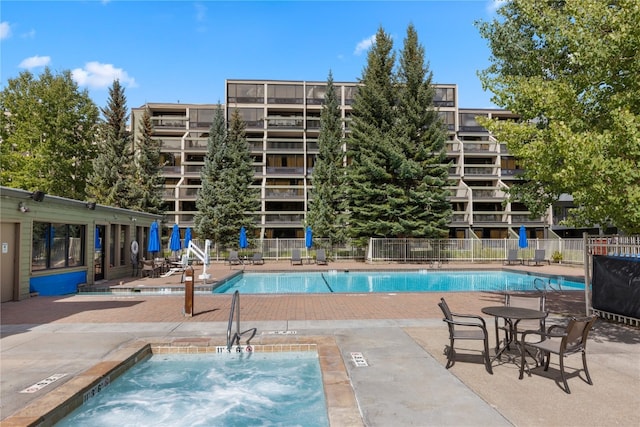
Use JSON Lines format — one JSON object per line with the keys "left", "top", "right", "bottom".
{"left": 265, "top": 116, "right": 305, "bottom": 130}
{"left": 266, "top": 167, "right": 305, "bottom": 175}
{"left": 156, "top": 138, "right": 183, "bottom": 150}
{"left": 471, "top": 188, "right": 507, "bottom": 199}
{"left": 264, "top": 213, "right": 305, "bottom": 224}
{"left": 473, "top": 213, "right": 505, "bottom": 223}
{"left": 178, "top": 187, "right": 200, "bottom": 199}
{"left": 185, "top": 139, "right": 209, "bottom": 149}
{"left": 463, "top": 166, "right": 499, "bottom": 176}
{"left": 265, "top": 188, "right": 305, "bottom": 199}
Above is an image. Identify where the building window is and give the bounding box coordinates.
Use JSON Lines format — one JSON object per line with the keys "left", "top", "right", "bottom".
{"left": 31, "top": 222, "right": 86, "bottom": 271}
{"left": 119, "top": 226, "right": 127, "bottom": 266}
{"left": 267, "top": 84, "right": 304, "bottom": 104}
{"left": 228, "top": 83, "right": 264, "bottom": 103}
{"left": 434, "top": 88, "right": 455, "bottom": 107}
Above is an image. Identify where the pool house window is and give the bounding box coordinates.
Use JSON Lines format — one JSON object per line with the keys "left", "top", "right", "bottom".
{"left": 31, "top": 222, "right": 86, "bottom": 271}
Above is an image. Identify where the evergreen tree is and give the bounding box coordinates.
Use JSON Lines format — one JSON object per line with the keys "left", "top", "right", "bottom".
{"left": 0, "top": 68, "right": 99, "bottom": 199}
{"left": 307, "top": 71, "right": 346, "bottom": 245}
{"left": 227, "top": 108, "right": 260, "bottom": 237}
{"left": 343, "top": 26, "right": 399, "bottom": 244}
{"left": 132, "top": 107, "right": 164, "bottom": 214}
{"left": 195, "top": 107, "right": 258, "bottom": 247}
{"left": 395, "top": 24, "right": 452, "bottom": 237}
{"left": 87, "top": 80, "right": 137, "bottom": 208}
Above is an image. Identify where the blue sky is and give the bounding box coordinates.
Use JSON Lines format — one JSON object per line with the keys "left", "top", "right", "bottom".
{"left": 1, "top": 0, "right": 503, "bottom": 111}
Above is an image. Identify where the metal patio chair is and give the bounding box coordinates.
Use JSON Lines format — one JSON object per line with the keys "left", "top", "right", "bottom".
{"left": 519, "top": 315, "right": 597, "bottom": 393}
{"left": 438, "top": 297, "right": 493, "bottom": 374}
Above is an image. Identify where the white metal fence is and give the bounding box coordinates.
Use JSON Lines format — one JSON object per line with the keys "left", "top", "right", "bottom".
{"left": 188, "top": 237, "right": 585, "bottom": 265}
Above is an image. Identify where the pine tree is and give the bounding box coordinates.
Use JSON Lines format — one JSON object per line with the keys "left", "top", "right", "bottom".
{"left": 87, "top": 80, "right": 137, "bottom": 208}
{"left": 395, "top": 24, "right": 452, "bottom": 237}
{"left": 226, "top": 108, "right": 260, "bottom": 238}
{"left": 308, "top": 71, "right": 346, "bottom": 245}
{"left": 133, "top": 107, "right": 164, "bottom": 214}
{"left": 195, "top": 107, "right": 258, "bottom": 248}
{"left": 343, "top": 27, "right": 399, "bottom": 244}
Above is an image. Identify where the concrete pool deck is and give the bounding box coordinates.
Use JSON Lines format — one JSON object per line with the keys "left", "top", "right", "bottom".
{"left": 1, "top": 261, "right": 639, "bottom": 426}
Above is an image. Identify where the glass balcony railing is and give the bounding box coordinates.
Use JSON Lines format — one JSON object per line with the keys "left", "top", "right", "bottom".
{"left": 265, "top": 213, "right": 305, "bottom": 224}
{"left": 264, "top": 188, "right": 305, "bottom": 199}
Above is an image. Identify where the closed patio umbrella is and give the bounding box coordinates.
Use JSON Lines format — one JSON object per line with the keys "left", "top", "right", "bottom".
{"left": 305, "top": 226, "right": 313, "bottom": 249}
{"left": 184, "top": 227, "right": 192, "bottom": 250}
{"left": 239, "top": 227, "right": 248, "bottom": 249}
{"left": 169, "top": 224, "right": 181, "bottom": 256}
{"left": 305, "top": 226, "right": 313, "bottom": 261}
{"left": 518, "top": 225, "right": 528, "bottom": 249}
{"left": 147, "top": 221, "right": 161, "bottom": 256}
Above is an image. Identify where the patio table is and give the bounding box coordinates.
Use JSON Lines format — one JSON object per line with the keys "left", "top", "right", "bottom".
{"left": 481, "top": 306, "right": 548, "bottom": 364}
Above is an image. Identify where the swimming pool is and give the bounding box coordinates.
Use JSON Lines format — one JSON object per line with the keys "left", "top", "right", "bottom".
{"left": 214, "top": 270, "right": 584, "bottom": 294}
{"left": 56, "top": 351, "right": 329, "bottom": 426}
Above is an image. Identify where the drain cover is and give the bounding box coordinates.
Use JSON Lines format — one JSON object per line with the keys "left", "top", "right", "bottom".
{"left": 350, "top": 352, "right": 369, "bottom": 367}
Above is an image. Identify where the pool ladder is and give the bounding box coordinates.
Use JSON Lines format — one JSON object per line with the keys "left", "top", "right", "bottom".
{"left": 533, "top": 277, "right": 562, "bottom": 293}
{"left": 227, "top": 290, "right": 257, "bottom": 352}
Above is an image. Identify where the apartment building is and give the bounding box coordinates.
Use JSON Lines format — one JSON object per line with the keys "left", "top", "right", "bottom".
{"left": 131, "top": 79, "right": 555, "bottom": 241}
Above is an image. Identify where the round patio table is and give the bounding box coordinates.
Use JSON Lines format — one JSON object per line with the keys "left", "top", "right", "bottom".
{"left": 481, "top": 306, "right": 547, "bottom": 363}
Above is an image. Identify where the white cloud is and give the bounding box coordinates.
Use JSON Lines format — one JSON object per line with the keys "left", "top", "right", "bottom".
{"left": 194, "top": 2, "right": 207, "bottom": 22}
{"left": 72, "top": 62, "right": 137, "bottom": 89}
{"left": 0, "top": 21, "right": 11, "bottom": 40}
{"left": 21, "top": 29, "right": 36, "bottom": 39}
{"left": 487, "top": 0, "right": 507, "bottom": 14}
{"left": 354, "top": 34, "right": 375, "bottom": 56}
{"left": 19, "top": 55, "right": 51, "bottom": 69}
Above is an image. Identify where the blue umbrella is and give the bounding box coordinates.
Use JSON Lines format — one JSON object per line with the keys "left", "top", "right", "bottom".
{"left": 518, "top": 225, "right": 528, "bottom": 249}
{"left": 95, "top": 226, "right": 101, "bottom": 250}
{"left": 169, "top": 224, "right": 181, "bottom": 253}
{"left": 305, "top": 226, "right": 313, "bottom": 249}
{"left": 239, "top": 227, "right": 248, "bottom": 249}
{"left": 184, "top": 227, "right": 192, "bottom": 249}
{"left": 147, "top": 221, "right": 161, "bottom": 254}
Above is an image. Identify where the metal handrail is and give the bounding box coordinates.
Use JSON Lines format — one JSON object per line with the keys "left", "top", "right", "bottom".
{"left": 226, "top": 290, "right": 257, "bottom": 352}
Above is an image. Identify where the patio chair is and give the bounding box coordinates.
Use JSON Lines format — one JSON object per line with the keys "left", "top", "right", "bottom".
{"left": 503, "top": 249, "right": 522, "bottom": 265}
{"left": 438, "top": 297, "right": 493, "bottom": 374}
{"left": 250, "top": 252, "right": 264, "bottom": 265}
{"left": 316, "top": 248, "right": 328, "bottom": 265}
{"left": 227, "top": 250, "right": 242, "bottom": 265}
{"left": 140, "top": 259, "right": 160, "bottom": 278}
{"left": 527, "top": 249, "right": 550, "bottom": 266}
{"left": 291, "top": 249, "right": 303, "bottom": 265}
{"left": 494, "top": 292, "right": 547, "bottom": 351}
{"left": 519, "top": 315, "right": 597, "bottom": 394}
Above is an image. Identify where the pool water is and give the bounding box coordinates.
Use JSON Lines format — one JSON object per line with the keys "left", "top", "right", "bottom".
{"left": 56, "top": 352, "right": 329, "bottom": 427}
{"left": 214, "top": 270, "right": 584, "bottom": 294}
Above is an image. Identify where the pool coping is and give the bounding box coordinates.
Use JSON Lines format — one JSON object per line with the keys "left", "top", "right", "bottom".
{"left": 1, "top": 336, "right": 362, "bottom": 427}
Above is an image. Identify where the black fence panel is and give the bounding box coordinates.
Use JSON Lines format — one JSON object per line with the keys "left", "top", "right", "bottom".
{"left": 592, "top": 255, "right": 640, "bottom": 318}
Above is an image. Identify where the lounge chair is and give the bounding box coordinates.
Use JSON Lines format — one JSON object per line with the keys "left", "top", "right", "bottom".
{"left": 316, "top": 249, "right": 328, "bottom": 265}
{"left": 291, "top": 249, "right": 303, "bottom": 265}
{"left": 250, "top": 253, "right": 264, "bottom": 265}
{"left": 519, "top": 315, "right": 597, "bottom": 393}
{"left": 438, "top": 297, "right": 493, "bottom": 374}
{"left": 494, "top": 292, "right": 546, "bottom": 351}
{"left": 527, "top": 249, "right": 549, "bottom": 266}
{"left": 161, "top": 254, "right": 189, "bottom": 278}
{"left": 504, "top": 249, "right": 522, "bottom": 265}
{"left": 227, "top": 250, "right": 242, "bottom": 265}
